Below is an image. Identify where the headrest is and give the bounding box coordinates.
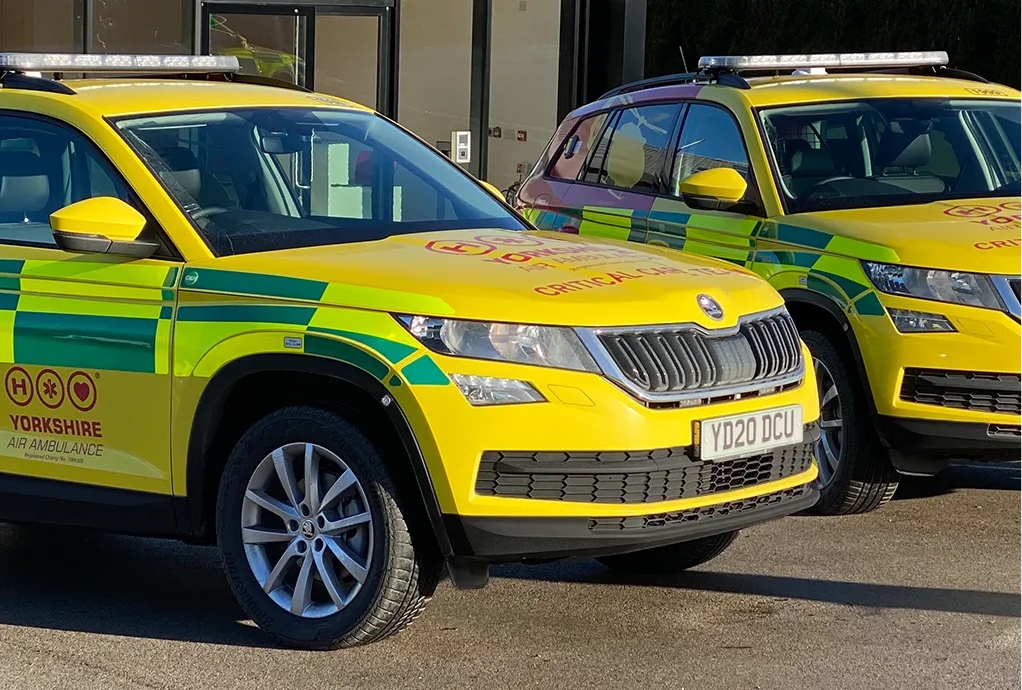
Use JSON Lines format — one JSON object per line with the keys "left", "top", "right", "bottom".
{"left": 157, "top": 147, "right": 203, "bottom": 200}
{"left": 160, "top": 146, "right": 200, "bottom": 172}
{"left": 603, "top": 122, "right": 646, "bottom": 189}
{"left": 0, "top": 150, "right": 46, "bottom": 177}
{"left": 0, "top": 151, "right": 50, "bottom": 214}
{"left": 790, "top": 149, "right": 835, "bottom": 177}
{"left": 879, "top": 130, "right": 932, "bottom": 169}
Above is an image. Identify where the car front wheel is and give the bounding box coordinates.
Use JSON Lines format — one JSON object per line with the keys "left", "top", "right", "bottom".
{"left": 800, "top": 329, "right": 899, "bottom": 515}
{"left": 216, "top": 405, "right": 441, "bottom": 649}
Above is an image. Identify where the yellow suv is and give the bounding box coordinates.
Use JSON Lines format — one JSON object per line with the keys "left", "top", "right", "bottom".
{"left": 516, "top": 51, "right": 1021, "bottom": 516}
{"left": 0, "top": 53, "right": 819, "bottom": 649}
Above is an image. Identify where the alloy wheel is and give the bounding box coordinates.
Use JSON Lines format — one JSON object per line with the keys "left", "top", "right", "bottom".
{"left": 241, "top": 442, "right": 374, "bottom": 618}
{"left": 814, "top": 357, "right": 844, "bottom": 487}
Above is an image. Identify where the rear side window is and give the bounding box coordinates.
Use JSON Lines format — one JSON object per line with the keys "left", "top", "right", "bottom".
{"left": 582, "top": 103, "right": 682, "bottom": 192}
{"left": 548, "top": 112, "right": 609, "bottom": 181}
{"left": 671, "top": 104, "right": 752, "bottom": 192}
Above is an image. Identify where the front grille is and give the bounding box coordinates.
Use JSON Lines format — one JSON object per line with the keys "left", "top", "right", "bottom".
{"left": 900, "top": 369, "right": 1021, "bottom": 415}
{"left": 475, "top": 433, "right": 815, "bottom": 504}
{"left": 588, "top": 485, "right": 812, "bottom": 532}
{"left": 592, "top": 310, "right": 803, "bottom": 399}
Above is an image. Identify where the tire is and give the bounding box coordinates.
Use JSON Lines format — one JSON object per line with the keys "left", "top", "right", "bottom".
{"left": 216, "top": 405, "right": 442, "bottom": 650}
{"left": 596, "top": 531, "right": 739, "bottom": 574}
{"left": 800, "top": 329, "right": 899, "bottom": 515}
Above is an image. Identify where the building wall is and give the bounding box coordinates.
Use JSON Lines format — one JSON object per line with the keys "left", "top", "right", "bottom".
{"left": 397, "top": 0, "right": 473, "bottom": 159}
{"left": 486, "top": 0, "right": 561, "bottom": 189}
{"left": 0, "top": 0, "right": 81, "bottom": 52}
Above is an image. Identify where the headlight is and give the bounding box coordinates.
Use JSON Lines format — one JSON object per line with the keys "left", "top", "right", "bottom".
{"left": 396, "top": 315, "right": 601, "bottom": 372}
{"left": 862, "top": 262, "right": 1004, "bottom": 310}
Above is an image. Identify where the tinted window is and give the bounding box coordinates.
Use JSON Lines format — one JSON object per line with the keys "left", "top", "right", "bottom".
{"left": 0, "top": 116, "right": 133, "bottom": 247}
{"left": 670, "top": 104, "right": 752, "bottom": 196}
{"left": 548, "top": 112, "right": 609, "bottom": 181}
{"left": 116, "top": 108, "right": 525, "bottom": 256}
{"left": 582, "top": 104, "right": 681, "bottom": 192}
{"left": 759, "top": 98, "right": 1022, "bottom": 213}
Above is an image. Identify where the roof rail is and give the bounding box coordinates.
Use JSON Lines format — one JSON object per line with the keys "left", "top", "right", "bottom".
{"left": 0, "top": 71, "right": 76, "bottom": 95}
{"left": 599, "top": 69, "right": 750, "bottom": 100}
{"left": 125, "top": 71, "right": 311, "bottom": 92}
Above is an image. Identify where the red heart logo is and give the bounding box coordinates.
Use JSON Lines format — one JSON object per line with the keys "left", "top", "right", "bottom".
{"left": 73, "top": 381, "right": 90, "bottom": 402}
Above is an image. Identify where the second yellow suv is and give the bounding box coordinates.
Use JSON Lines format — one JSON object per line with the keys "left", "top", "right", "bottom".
{"left": 516, "top": 51, "right": 1021, "bottom": 515}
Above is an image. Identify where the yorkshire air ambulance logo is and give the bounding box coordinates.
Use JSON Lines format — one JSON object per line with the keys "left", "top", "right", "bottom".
{"left": 697, "top": 294, "right": 724, "bottom": 321}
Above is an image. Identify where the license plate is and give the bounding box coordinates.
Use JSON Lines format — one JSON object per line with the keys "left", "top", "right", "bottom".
{"left": 698, "top": 405, "right": 803, "bottom": 461}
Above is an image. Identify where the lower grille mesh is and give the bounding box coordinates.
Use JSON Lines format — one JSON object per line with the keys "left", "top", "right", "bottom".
{"left": 900, "top": 369, "right": 1021, "bottom": 415}
{"left": 588, "top": 485, "right": 812, "bottom": 532}
{"left": 475, "top": 432, "right": 816, "bottom": 505}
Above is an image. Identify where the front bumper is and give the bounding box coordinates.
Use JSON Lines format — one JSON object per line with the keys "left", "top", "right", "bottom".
{"left": 443, "top": 482, "right": 819, "bottom": 562}
{"left": 395, "top": 342, "right": 821, "bottom": 519}
{"left": 853, "top": 295, "right": 1021, "bottom": 456}
{"left": 877, "top": 415, "right": 1020, "bottom": 462}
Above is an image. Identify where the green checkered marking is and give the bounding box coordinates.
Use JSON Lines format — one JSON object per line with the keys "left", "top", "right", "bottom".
{"left": 851, "top": 292, "right": 885, "bottom": 316}
{"left": 181, "top": 268, "right": 328, "bottom": 302}
{"left": 14, "top": 311, "right": 158, "bottom": 373}
{"left": 810, "top": 269, "right": 869, "bottom": 300}
{"left": 176, "top": 304, "right": 316, "bottom": 325}
{"left": 304, "top": 334, "right": 389, "bottom": 380}
{"left": 306, "top": 326, "right": 417, "bottom": 364}
{"left": 401, "top": 355, "right": 449, "bottom": 386}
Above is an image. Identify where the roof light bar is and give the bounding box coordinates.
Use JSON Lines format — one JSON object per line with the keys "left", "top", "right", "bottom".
{"left": 0, "top": 53, "right": 240, "bottom": 73}
{"left": 698, "top": 51, "right": 949, "bottom": 71}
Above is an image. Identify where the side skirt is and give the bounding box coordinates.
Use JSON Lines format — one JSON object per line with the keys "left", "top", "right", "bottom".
{"left": 0, "top": 471, "right": 179, "bottom": 538}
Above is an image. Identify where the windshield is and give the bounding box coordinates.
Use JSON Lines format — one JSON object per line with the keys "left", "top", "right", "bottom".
{"left": 115, "top": 108, "right": 524, "bottom": 256}
{"left": 758, "top": 98, "right": 1021, "bottom": 213}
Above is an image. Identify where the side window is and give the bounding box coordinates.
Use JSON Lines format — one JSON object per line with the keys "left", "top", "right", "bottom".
{"left": 582, "top": 104, "right": 681, "bottom": 192}
{"left": 0, "top": 115, "right": 134, "bottom": 248}
{"left": 548, "top": 111, "right": 609, "bottom": 181}
{"left": 671, "top": 104, "right": 753, "bottom": 196}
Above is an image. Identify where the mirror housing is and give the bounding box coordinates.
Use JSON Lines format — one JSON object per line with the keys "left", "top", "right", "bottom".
{"left": 677, "top": 168, "right": 749, "bottom": 211}
{"left": 480, "top": 180, "right": 506, "bottom": 202}
{"left": 50, "top": 197, "right": 158, "bottom": 259}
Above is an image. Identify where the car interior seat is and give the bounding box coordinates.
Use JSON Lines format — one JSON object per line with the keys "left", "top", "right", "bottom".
{"left": 158, "top": 146, "right": 234, "bottom": 211}
{"left": 788, "top": 148, "right": 839, "bottom": 197}
{"left": 875, "top": 120, "right": 947, "bottom": 193}
{"left": 0, "top": 150, "right": 59, "bottom": 244}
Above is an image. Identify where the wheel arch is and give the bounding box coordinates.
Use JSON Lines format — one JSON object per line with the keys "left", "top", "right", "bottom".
{"left": 780, "top": 288, "right": 880, "bottom": 420}
{"left": 181, "top": 353, "right": 453, "bottom": 557}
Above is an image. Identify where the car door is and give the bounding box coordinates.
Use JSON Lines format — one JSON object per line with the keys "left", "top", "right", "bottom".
{"left": 565, "top": 102, "right": 684, "bottom": 244}
{"left": 646, "top": 102, "right": 764, "bottom": 267}
{"left": 0, "top": 113, "right": 179, "bottom": 499}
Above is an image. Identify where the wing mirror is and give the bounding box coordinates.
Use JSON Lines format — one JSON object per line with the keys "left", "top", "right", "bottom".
{"left": 50, "top": 197, "right": 159, "bottom": 259}
{"left": 480, "top": 180, "right": 504, "bottom": 201}
{"left": 677, "top": 168, "right": 749, "bottom": 211}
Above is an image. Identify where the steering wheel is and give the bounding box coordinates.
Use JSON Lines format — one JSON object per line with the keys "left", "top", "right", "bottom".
{"left": 192, "top": 206, "right": 228, "bottom": 221}
{"left": 802, "top": 175, "right": 858, "bottom": 199}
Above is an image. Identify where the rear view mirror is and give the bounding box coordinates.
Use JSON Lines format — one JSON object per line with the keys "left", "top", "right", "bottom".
{"left": 260, "top": 133, "right": 302, "bottom": 154}
{"left": 50, "top": 197, "right": 158, "bottom": 259}
{"left": 677, "top": 168, "right": 749, "bottom": 211}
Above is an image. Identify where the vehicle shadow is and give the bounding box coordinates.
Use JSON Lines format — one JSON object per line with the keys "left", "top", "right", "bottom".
{"left": 0, "top": 524, "right": 273, "bottom": 648}
{"left": 892, "top": 460, "right": 1021, "bottom": 502}
{"left": 492, "top": 561, "right": 1021, "bottom": 619}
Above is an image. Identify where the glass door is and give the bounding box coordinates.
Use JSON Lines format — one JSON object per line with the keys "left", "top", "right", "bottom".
{"left": 201, "top": 2, "right": 394, "bottom": 116}
{"left": 205, "top": 7, "right": 308, "bottom": 86}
